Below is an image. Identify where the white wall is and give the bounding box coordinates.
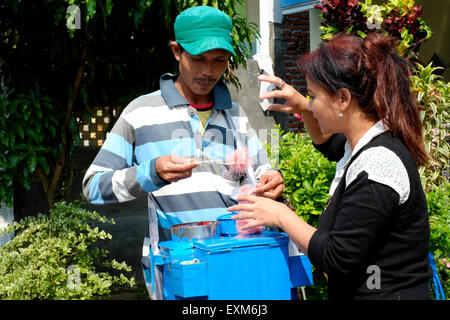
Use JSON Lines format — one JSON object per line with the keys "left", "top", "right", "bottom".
{"left": 309, "top": 7, "right": 322, "bottom": 52}
{"left": 247, "top": 0, "right": 283, "bottom": 56}
{"left": 0, "top": 202, "right": 14, "bottom": 246}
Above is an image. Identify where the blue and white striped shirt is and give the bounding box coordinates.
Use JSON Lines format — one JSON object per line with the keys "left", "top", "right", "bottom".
{"left": 83, "top": 73, "right": 272, "bottom": 240}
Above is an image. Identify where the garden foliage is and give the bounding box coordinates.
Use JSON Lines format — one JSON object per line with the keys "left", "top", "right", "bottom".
{"left": 426, "top": 183, "right": 450, "bottom": 299}
{"left": 0, "top": 0, "right": 258, "bottom": 209}
{"left": 0, "top": 88, "right": 62, "bottom": 208}
{"left": 316, "top": 0, "right": 432, "bottom": 56}
{"left": 0, "top": 201, "right": 135, "bottom": 300}
{"left": 270, "top": 127, "right": 336, "bottom": 228}
{"left": 411, "top": 63, "right": 450, "bottom": 192}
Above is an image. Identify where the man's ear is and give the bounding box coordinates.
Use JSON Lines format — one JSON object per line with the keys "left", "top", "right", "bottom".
{"left": 170, "top": 41, "right": 181, "bottom": 62}
{"left": 338, "top": 88, "right": 352, "bottom": 112}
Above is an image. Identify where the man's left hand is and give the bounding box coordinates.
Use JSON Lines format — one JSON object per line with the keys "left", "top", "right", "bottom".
{"left": 253, "top": 170, "right": 285, "bottom": 200}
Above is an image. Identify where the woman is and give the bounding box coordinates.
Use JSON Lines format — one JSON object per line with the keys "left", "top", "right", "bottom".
{"left": 229, "top": 32, "right": 432, "bottom": 300}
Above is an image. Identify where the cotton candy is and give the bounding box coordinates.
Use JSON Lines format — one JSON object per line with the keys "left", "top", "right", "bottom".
{"left": 226, "top": 146, "right": 254, "bottom": 175}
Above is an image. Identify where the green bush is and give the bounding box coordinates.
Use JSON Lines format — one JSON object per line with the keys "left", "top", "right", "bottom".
{"left": 411, "top": 63, "right": 450, "bottom": 192}
{"left": 0, "top": 201, "right": 135, "bottom": 300}
{"left": 273, "top": 128, "right": 336, "bottom": 228}
{"left": 426, "top": 183, "right": 450, "bottom": 299}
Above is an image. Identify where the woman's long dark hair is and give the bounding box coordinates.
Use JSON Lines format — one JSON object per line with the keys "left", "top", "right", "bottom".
{"left": 298, "top": 32, "right": 428, "bottom": 166}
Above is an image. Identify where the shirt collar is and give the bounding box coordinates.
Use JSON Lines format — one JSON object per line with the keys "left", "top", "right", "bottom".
{"left": 347, "top": 120, "right": 388, "bottom": 158}
{"left": 159, "top": 73, "right": 232, "bottom": 110}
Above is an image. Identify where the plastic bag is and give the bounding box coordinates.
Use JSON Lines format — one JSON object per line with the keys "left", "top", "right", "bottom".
{"left": 228, "top": 146, "right": 265, "bottom": 235}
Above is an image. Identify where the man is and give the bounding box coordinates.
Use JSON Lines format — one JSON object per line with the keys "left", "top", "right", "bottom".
{"left": 82, "top": 6, "right": 284, "bottom": 299}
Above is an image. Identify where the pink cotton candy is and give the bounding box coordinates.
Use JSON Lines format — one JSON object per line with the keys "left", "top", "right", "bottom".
{"left": 226, "top": 146, "right": 254, "bottom": 175}
{"left": 234, "top": 184, "right": 264, "bottom": 235}
{"left": 238, "top": 184, "right": 254, "bottom": 195}
{"left": 236, "top": 218, "right": 264, "bottom": 235}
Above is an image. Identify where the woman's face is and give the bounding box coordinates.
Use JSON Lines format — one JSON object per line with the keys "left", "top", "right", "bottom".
{"left": 306, "top": 76, "right": 343, "bottom": 134}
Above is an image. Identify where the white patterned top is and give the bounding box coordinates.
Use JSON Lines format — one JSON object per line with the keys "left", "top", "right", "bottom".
{"left": 329, "top": 121, "right": 410, "bottom": 205}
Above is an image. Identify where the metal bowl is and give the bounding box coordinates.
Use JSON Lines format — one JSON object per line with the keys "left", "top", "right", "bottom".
{"left": 170, "top": 221, "right": 219, "bottom": 241}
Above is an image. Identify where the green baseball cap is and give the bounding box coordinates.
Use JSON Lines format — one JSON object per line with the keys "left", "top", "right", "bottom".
{"left": 174, "top": 6, "right": 235, "bottom": 56}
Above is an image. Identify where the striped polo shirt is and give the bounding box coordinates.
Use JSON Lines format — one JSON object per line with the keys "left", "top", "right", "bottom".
{"left": 82, "top": 73, "right": 272, "bottom": 240}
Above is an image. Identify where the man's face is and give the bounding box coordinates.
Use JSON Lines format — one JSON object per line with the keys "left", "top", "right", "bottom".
{"left": 171, "top": 42, "right": 229, "bottom": 100}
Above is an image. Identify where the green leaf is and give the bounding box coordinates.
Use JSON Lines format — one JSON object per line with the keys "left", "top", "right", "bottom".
{"left": 25, "top": 127, "right": 39, "bottom": 143}
{"left": 105, "top": 0, "right": 113, "bottom": 16}
{"left": 37, "top": 156, "right": 50, "bottom": 175}
{"left": 16, "top": 124, "right": 25, "bottom": 140}
{"left": 28, "top": 156, "right": 37, "bottom": 173}
{"left": 356, "top": 30, "right": 367, "bottom": 38}
{"left": 86, "top": 0, "right": 97, "bottom": 21}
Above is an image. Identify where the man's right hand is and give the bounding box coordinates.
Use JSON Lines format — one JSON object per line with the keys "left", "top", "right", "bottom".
{"left": 155, "top": 155, "right": 199, "bottom": 183}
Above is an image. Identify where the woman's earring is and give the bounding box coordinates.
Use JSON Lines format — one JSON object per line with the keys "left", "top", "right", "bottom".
{"left": 338, "top": 111, "right": 344, "bottom": 118}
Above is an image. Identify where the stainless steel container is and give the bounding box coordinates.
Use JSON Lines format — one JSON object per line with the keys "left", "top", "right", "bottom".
{"left": 170, "top": 221, "right": 219, "bottom": 241}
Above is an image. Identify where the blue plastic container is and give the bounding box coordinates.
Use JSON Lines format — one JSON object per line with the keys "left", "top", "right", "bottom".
{"left": 149, "top": 215, "right": 313, "bottom": 300}
{"left": 194, "top": 232, "right": 291, "bottom": 299}
{"left": 217, "top": 213, "right": 238, "bottom": 235}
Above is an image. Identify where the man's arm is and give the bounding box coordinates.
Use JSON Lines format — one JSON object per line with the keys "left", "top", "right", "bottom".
{"left": 82, "top": 122, "right": 167, "bottom": 204}
{"left": 83, "top": 111, "right": 200, "bottom": 204}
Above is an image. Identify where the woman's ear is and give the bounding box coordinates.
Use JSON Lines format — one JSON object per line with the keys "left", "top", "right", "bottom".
{"left": 170, "top": 41, "right": 181, "bottom": 62}
{"left": 338, "top": 88, "right": 352, "bottom": 112}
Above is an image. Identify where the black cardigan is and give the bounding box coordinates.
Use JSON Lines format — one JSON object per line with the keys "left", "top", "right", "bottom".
{"left": 307, "top": 132, "right": 432, "bottom": 300}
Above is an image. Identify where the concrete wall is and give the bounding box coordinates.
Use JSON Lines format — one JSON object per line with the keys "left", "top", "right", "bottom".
{"left": 416, "top": 0, "right": 450, "bottom": 81}
{"left": 227, "top": 59, "right": 278, "bottom": 134}
{"left": 0, "top": 202, "right": 14, "bottom": 247}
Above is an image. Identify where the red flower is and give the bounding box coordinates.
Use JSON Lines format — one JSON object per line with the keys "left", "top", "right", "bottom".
{"left": 294, "top": 113, "right": 303, "bottom": 122}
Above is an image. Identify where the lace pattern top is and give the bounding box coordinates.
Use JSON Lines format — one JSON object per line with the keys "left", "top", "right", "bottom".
{"left": 329, "top": 120, "right": 410, "bottom": 205}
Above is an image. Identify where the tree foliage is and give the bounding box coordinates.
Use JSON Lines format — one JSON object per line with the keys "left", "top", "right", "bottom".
{"left": 0, "top": 0, "right": 258, "bottom": 209}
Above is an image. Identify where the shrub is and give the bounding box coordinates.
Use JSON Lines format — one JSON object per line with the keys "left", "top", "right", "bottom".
{"left": 272, "top": 127, "right": 336, "bottom": 228}
{"left": 426, "top": 183, "right": 450, "bottom": 299}
{"left": 411, "top": 63, "right": 450, "bottom": 192}
{"left": 315, "top": 0, "right": 432, "bottom": 57}
{"left": 0, "top": 201, "right": 135, "bottom": 300}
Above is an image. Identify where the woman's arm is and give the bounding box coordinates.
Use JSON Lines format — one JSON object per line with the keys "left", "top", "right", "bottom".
{"left": 227, "top": 195, "right": 317, "bottom": 254}
{"left": 227, "top": 171, "right": 399, "bottom": 276}
{"left": 258, "top": 74, "right": 332, "bottom": 145}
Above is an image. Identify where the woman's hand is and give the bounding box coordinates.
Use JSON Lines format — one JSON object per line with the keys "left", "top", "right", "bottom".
{"left": 227, "top": 194, "right": 291, "bottom": 230}
{"left": 259, "top": 74, "right": 332, "bottom": 145}
{"left": 227, "top": 193, "right": 318, "bottom": 254}
{"left": 258, "top": 74, "right": 310, "bottom": 114}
